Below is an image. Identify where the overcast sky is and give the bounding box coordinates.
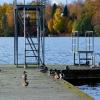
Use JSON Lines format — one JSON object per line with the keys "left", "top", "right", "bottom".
{"left": 0, "top": 0, "right": 77, "bottom": 5}
{"left": 51, "top": 0, "right": 77, "bottom": 4}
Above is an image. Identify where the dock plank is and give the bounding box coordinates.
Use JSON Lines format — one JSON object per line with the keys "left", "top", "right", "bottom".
{"left": 0, "top": 65, "right": 93, "bottom": 100}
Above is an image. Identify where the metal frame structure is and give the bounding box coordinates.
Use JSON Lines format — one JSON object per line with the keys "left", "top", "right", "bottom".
{"left": 14, "top": 0, "right": 45, "bottom": 68}
{"left": 72, "top": 31, "right": 94, "bottom": 66}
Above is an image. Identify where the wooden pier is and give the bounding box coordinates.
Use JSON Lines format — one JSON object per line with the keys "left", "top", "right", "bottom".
{"left": 62, "top": 66, "right": 100, "bottom": 85}
{"left": 0, "top": 65, "right": 93, "bottom": 100}
{"left": 47, "top": 65, "right": 100, "bottom": 85}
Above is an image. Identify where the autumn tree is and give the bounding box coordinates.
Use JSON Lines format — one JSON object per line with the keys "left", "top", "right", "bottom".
{"left": 0, "top": 5, "right": 2, "bottom": 33}
{"left": 67, "top": 19, "right": 73, "bottom": 34}
{"left": 51, "top": 3, "right": 57, "bottom": 17}
{"left": 0, "top": 3, "right": 14, "bottom": 36}
{"left": 92, "top": 0, "right": 100, "bottom": 35}
{"left": 7, "top": 11, "right": 13, "bottom": 28}
{"left": 45, "top": 4, "right": 52, "bottom": 23}
{"left": 73, "top": 15, "right": 94, "bottom": 36}
{"left": 47, "top": 18, "right": 54, "bottom": 34}
{"left": 47, "top": 4, "right": 74, "bottom": 35}
{"left": 62, "top": 5, "right": 69, "bottom": 17}
{"left": 62, "top": 5, "right": 74, "bottom": 34}
{"left": 83, "top": 0, "right": 96, "bottom": 16}
{"left": 53, "top": 7, "right": 65, "bottom": 34}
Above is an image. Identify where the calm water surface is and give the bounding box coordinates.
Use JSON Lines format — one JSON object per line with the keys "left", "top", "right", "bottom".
{"left": 0, "top": 37, "right": 100, "bottom": 100}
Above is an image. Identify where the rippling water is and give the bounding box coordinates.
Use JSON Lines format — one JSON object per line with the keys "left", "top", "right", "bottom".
{"left": 79, "top": 84, "right": 100, "bottom": 100}
{"left": 0, "top": 37, "right": 100, "bottom": 100}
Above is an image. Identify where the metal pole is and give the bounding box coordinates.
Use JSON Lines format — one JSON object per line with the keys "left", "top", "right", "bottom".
{"left": 79, "top": 52, "right": 80, "bottom": 66}
{"left": 89, "top": 33, "right": 90, "bottom": 51}
{"left": 85, "top": 32, "right": 87, "bottom": 51}
{"left": 91, "top": 31, "right": 94, "bottom": 65}
{"left": 14, "top": 10, "right": 17, "bottom": 65}
{"left": 36, "top": 7, "right": 40, "bottom": 67}
{"left": 42, "top": 7, "right": 45, "bottom": 65}
{"left": 72, "top": 33, "right": 73, "bottom": 52}
{"left": 74, "top": 52, "right": 75, "bottom": 65}
{"left": 14, "top": 0, "right": 18, "bottom": 67}
{"left": 39, "top": 9, "right": 42, "bottom": 65}
{"left": 77, "top": 31, "right": 79, "bottom": 52}
{"left": 77, "top": 32, "right": 80, "bottom": 66}
{"left": 93, "top": 31, "right": 94, "bottom": 52}
{"left": 40, "top": 8, "right": 43, "bottom": 65}
{"left": 14, "top": 0, "right": 16, "bottom": 65}
{"left": 24, "top": 0, "right": 26, "bottom": 69}
{"left": 72, "top": 32, "right": 74, "bottom": 65}
{"left": 38, "top": 12, "right": 40, "bottom": 68}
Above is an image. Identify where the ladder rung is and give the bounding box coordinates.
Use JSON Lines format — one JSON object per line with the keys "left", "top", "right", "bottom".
{"left": 79, "top": 58, "right": 92, "bottom": 60}
{"left": 25, "top": 63, "right": 38, "bottom": 65}
{"left": 25, "top": 43, "right": 38, "bottom": 45}
{"left": 25, "top": 56, "right": 38, "bottom": 57}
{"left": 75, "top": 59, "right": 77, "bottom": 60}
{"left": 25, "top": 50, "right": 38, "bottom": 51}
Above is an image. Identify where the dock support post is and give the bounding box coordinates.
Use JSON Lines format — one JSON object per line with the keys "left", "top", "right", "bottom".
{"left": 24, "top": 0, "right": 26, "bottom": 69}
{"left": 74, "top": 52, "right": 75, "bottom": 65}
{"left": 14, "top": 1, "right": 18, "bottom": 67}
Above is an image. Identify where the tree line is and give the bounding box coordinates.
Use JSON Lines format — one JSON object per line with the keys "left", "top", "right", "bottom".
{"left": 0, "top": 0, "right": 100, "bottom": 37}
{"left": 46, "top": 0, "right": 100, "bottom": 36}
{"left": 0, "top": 3, "right": 14, "bottom": 36}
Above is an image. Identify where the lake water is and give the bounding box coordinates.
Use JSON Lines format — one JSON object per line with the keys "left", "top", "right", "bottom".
{"left": 0, "top": 37, "right": 100, "bottom": 100}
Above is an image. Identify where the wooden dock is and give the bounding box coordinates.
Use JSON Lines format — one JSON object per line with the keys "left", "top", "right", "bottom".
{"left": 0, "top": 65, "right": 93, "bottom": 100}
{"left": 47, "top": 65, "right": 100, "bottom": 85}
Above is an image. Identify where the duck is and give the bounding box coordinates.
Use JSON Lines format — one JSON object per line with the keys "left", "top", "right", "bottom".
{"left": 22, "top": 71, "right": 29, "bottom": 87}
{"left": 40, "top": 64, "right": 48, "bottom": 73}
{"left": 54, "top": 72, "right": 59, "bottom": 79}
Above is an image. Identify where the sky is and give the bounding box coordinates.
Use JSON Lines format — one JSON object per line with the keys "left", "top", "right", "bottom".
{"left": 0, "top": 0, "right": 77, "bottom": 5}
{"left": 51, "top": 0, "right": 77, "bottom": 5}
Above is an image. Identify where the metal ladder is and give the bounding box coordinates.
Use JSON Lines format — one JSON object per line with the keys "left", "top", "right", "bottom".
{"left": 17, "top": 11, "right": 42, "bottom": 66}
{"left": 72, "top": 31, "right": 79, "bottom": 65}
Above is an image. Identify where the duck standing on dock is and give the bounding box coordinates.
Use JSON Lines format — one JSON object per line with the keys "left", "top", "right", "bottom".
{"left": 53, "top": 69, "right": 60, "bottom": 79}
{"left": 22, "top": 71, "right": 29, "bottom": 87}
{"left": 40, "top": 64, "right": 48, "bottom": 73}
{"left": 59, "top": 71, "right": 63, "bottom": 79}
{"left": 54, "top": 71, "right": 59, "bottom": 79}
